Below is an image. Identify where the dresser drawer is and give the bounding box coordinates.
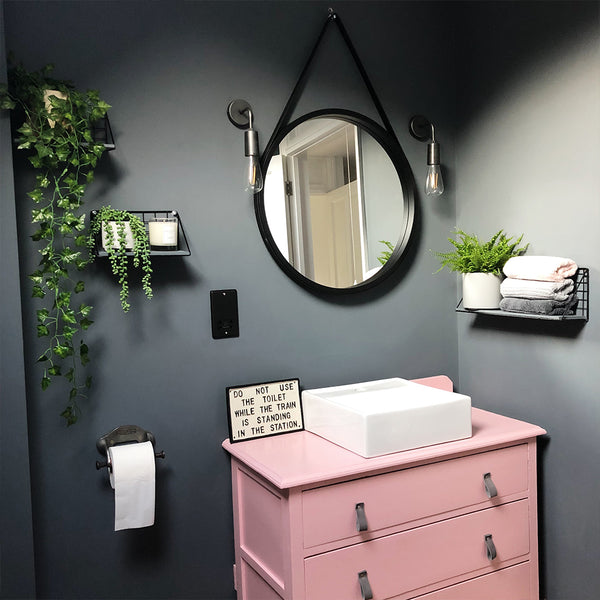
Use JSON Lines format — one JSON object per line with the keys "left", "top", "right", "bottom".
{"left": 304, "top": 499, "right": 530, "bottom": 600}
{"left": 413, "top": 562, "right": 530, "bottom": 599}
{"left": 302, "top": 444, "right": 528, "bottom": 548}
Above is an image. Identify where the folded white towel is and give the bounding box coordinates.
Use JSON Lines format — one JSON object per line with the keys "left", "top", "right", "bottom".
{"left": 503, "top": 256, "right": 578, "bottom": 281}
{"left": 500, "top": 277, "right": 574, "bottom": 301}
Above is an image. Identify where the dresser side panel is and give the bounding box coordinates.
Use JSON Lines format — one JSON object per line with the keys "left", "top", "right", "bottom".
{"left": 241, "top": 561, "right": 285, "bottom": 600}
{"left": 237, "top": 466, "right": 286, "bottom": 590}
{"left": 527, "top": 439, "right": 541, "bottom": 599}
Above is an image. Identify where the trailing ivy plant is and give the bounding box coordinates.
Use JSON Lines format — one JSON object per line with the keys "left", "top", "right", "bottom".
{"left": 434, "top": 229, "right": 528, "bottom": 275}
{"left": 0, "top": 60, "right": 110, "bottom": 425}
{"left": 88, "top": 207, "right": 153, "bottom": 313}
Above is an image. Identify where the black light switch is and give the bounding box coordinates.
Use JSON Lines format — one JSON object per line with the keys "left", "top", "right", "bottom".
{"left": 210, "top": 289, "right": 239, "bottom": 339}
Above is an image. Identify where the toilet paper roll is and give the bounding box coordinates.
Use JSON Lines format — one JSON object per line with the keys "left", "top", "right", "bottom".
{"left": 108, "top": 441, "right": 155, "bottom": 531}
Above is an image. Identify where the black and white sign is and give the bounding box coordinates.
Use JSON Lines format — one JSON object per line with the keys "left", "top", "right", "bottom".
{"left": 226, "top": 378, "right": 303, "bottom": 443}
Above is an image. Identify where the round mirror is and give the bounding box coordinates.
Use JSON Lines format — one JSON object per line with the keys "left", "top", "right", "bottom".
{"left": 255, "top": 110, "right": 415, "bottom": 293}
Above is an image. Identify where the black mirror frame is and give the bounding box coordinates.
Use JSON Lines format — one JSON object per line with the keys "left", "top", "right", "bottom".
{"left": 254, "top": 108, "right": 416, "bottom": 295}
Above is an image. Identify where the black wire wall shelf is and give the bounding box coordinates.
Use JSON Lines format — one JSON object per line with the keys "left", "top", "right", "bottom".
{"left": 13, "top": 114, "right": 116, "bottom": 150}
{"left": 456, "top": 267, "right": 589, "bottom": 322}
{"left": 90, "top": 114, "right": 115, "bottom": 150}
{"left": 90, "top": 210, "right": 191, "bottom": 257}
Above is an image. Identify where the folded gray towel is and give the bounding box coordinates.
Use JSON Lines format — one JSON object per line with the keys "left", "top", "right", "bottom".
{"left": 499, "top": 295, "right": 578, "bottom": 316}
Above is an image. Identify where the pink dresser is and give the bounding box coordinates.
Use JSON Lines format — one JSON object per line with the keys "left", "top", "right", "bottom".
{"left": 222, "top": 378, "right": 546, "bottom": 600}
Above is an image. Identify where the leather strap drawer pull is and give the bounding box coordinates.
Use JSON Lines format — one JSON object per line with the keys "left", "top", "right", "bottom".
{"left": 355, "top": 502, "right": 368, "bottom": 532}
{"left": 483, "top": 472, "right": 498, "bottom": 498}
{"left": 358, "top": 570, "right": 373, "bottom": 600}
{"left": 485, "top": 534, "right": 497, "bottom": 561}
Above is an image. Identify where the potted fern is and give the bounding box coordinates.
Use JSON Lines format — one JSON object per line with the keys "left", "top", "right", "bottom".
{"left": 435, "top": 229, "right": 528, "bottom": 309}
{"left": 88, "top": 207, "right": 153, "bottom": 313}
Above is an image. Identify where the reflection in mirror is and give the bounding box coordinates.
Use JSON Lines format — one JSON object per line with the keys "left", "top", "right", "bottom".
{"left": 264, "top": 117, "right": 406, "bottom": 289}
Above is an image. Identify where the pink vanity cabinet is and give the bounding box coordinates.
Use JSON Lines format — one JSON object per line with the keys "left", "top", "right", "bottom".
{"left": 222, "top": 405, "right": 545, "bottom": 600}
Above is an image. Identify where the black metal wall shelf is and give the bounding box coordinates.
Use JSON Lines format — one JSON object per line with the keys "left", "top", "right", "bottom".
{"left": 456, "top": 267, "right": 589, "bottom": 322}
{"left": 13, "top": 114, "right": 116, "bottom": 150}
{"left": 91, "top": 114, "right": 116, "bottom": 150}
{"left": 90, "top": 210, "right": 191, "bottom": 257}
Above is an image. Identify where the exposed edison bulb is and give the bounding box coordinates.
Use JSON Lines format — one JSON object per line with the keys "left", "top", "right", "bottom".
{"left": 425, "top": 140, "right": 444, "bottom": 196}
{"left": 425, "top": 163, "right": 444, "bottom": 196}
{"left": 244, "top": 127, "right": 263, "bottom": 193}
{"left": 245, "top": 155, "right": 264, "bottom": 193}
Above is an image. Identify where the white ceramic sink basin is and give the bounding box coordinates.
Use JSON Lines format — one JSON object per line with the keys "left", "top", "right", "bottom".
{"left": 302, "top": 378, "right": 472, "bottom": 457}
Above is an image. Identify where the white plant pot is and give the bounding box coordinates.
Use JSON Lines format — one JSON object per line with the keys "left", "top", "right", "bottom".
{"left": 462, "top": 273, "right": 502, "bottom": 309}
{"left": 101, "top": 222, "right": 134, "bottom": 251}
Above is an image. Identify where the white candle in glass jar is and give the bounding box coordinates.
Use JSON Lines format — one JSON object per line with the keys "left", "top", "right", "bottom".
{"left": 148, "top": 218, "right": 178, "bottom": 250}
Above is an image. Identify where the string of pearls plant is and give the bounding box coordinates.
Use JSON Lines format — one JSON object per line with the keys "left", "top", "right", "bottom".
{"left": 87, "top": 206, "right": 153, "bottom": 313}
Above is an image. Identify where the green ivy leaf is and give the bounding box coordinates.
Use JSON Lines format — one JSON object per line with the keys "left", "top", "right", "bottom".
{"left": 36, "top": 324, "right": 49, "bottom": 337}
{"left": 79, "top": 303, "right": 92, "bottom": 317}
{"left": 56, "top": 291, "right": 72, "bottom": 308}
{"left": 37, "top": 308, "right": 50, "bottom": 322}
{"left": 48, "top": 365, "right": 62, "bottom": 376}
{"left": 75, "top": 214, "right": 86, "bottom": 231}
{"left": 62, "top": 309, "right": 77, "bottom": 324}
{"left": 65, "top": 368, "right": 75, "bottom": 383}
{"left": 32, "top": 285, "right": 45, "bottom": 298}
{"left": 28, "top": 155, "right": 42, "bottom": 169}
{"left": 74, "top": 280, "right": 85, "bottom": 293}
{"left": 46, "top": 276, "right": 59, "bottom": 291}
{"left": 63, "top": 325, "right": 77, "bottom": 341}
{"left": 36, "top": 175, "right": 50, "bottom": 188}
{"left": 80, "top": 317, "right": 93, "bottom": 330}
{"left": 41, "top": 376, "right": 51, "bottom": 390}
{"left": 53, "top": 345, "right": 71, "bottom": 359}
{"left": 80, "top": 342, "right": 90, "bottom": 366}
{"left": 31, "top": 225, "right": 52, "bottom": 241}
{"left": 61, "top": 405, "right": 78, "bottom": 426}
{"left": 60, "top": 249, "right": 81, "bottom": 264}
{"left": 29, "top": 190, "right": 45, "bottom": 204}
{"left": 34, "top": 142, "right": 52, "bottom": 158}
{"left": 30, "top": 271, "right": 44, "bottom": 285}
{"left": 17, "top": 122, "right": 34, "bottom": 137}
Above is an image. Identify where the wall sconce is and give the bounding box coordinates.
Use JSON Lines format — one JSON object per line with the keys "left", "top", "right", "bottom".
{"left": 227, "top": 99, "right": 264, "bottom": 193}
{"left": 409, "top": 115, "right": 444, "bottom": 197}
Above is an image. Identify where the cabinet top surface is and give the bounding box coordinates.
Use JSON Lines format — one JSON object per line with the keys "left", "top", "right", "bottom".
{"left": 222, "top": 408, "right": 546, "bottom": 489}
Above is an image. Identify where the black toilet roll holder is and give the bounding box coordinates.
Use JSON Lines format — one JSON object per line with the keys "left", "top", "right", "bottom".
{"left": 96, "top": 425, "right": 165, "bottom": 472}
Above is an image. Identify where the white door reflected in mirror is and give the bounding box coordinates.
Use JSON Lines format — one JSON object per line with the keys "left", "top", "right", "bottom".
{"left": 263, "top": 117, "right": 405, "bottom": 289}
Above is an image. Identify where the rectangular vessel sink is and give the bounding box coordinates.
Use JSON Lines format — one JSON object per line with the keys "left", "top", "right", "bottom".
{"left": 302, "top": 378, "right": 471, "bottom": 457}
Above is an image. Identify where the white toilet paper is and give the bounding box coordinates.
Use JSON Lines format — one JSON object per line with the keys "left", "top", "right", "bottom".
{"left": 108, "top": 441, "right": 156, "bottom": 531}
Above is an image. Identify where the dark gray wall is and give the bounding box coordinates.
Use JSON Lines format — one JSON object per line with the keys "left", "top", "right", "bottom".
{"left": 3, "top": 2, "right": 458, "bottom": 598}
{"left": 454, "top": 2, "right": 600, "bottom": 599}
{"left": 0, "top": 1, "right": 36, "bottom": 597}
{"left": 5, "top": 1, "right": 598, "bottom": 598}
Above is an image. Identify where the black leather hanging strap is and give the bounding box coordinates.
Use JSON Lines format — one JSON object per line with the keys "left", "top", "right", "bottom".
{"left": 262, "top": 9, "right": 399, "bottom": 162}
